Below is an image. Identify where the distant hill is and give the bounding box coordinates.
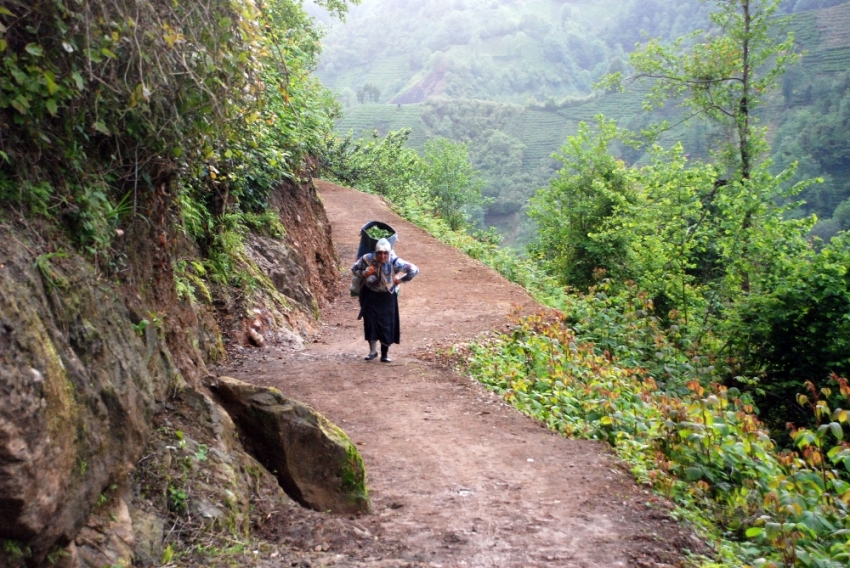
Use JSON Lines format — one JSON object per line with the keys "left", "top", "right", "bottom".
{"left": 315, "top": 0, "right": 850, "bottom": 243}
{"left": 768, "top": 2, "right": 850, "bottom": 239}
{"left": 315, "top": 0, "right": 710, "bottom": 106}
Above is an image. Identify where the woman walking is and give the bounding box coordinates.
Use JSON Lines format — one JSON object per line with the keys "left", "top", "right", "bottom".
{"left": 351, "top": 238, "right": 419, "bottom": 362}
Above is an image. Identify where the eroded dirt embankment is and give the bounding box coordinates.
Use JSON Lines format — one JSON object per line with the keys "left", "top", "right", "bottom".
{"left": 219, "top": 180, "right": 708, "bottom": 567}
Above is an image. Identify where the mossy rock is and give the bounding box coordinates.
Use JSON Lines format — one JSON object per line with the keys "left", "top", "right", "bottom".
{"left": 205, "top": 375, "right": 370, "bottom": 514}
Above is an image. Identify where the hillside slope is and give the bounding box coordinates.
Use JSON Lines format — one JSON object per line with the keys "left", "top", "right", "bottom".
{"left": 314, "top": 0, "right": 713, "bottom": 105}
{"left": 0, "top": 179, "right": 358, "bottom": 568}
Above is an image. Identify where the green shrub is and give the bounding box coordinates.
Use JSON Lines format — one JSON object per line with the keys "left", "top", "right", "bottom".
{"left": 457, "top": 308, "right": 850, "bottom": 567}
{"left": 727, "top": 233, "right": 850, "bottom": 434}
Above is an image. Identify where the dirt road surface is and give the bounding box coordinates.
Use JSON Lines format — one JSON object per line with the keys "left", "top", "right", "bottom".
{"left": 218, "top": 181, "right": 708, "bottom": 567}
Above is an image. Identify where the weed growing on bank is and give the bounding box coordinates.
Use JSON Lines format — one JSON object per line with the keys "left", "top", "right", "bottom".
{"left": 447, "top": 297, "right": 850, "bottom": 567}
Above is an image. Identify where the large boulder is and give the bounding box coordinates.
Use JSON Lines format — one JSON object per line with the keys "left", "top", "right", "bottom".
{"left": 205, "top": 376, "right": 370, "bottom": 515}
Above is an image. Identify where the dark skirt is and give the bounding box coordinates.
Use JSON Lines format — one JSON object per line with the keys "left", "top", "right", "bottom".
{"left": 358, "top": 286, "right": 400, "bottom": 345}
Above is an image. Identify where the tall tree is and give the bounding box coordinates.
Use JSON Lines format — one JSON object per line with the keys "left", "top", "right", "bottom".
{"left": 612, "top": 0, "right": 798, "bottom": 182}
{"left": 420, "top": 138, "right": 486, "bottom": 231}
{"left": 528, "top": 119, "right": 634, "bottom": 290}
{"left": 601, "top": 0, "right": 806, "bottom": 297}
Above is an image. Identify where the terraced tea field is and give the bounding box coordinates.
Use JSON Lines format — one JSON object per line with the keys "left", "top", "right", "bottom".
{"left": 504, "top": 110, "right": 573, "bottom": 166}
{"left": 327, "top": 1, "right": 850, "bottom": 236}
{"left": 787, "top": 2, "right": 850, "bottom": 74}
{"left": 816, "top": 2, "right": 850, "bottom": 48}
{"left": 335, "top": 104, "right": 429, "bottom": 148}
{"left": 363, "top": 56, "right": 412, "bottom": 94}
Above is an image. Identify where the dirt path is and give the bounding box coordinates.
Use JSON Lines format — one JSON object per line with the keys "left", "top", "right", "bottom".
{"left": 219, "top": 181, "right": 706, "bottom": 567}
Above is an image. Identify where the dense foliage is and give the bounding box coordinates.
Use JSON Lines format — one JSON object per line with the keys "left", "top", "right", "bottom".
{"left": 455, "top": 303, "right": 850, "bottom": 567}
{"left": 530, "top": 0, "right": 848, "bottom": 424}
{"left": 420, "top": 137, "right": 488, "bottom": 230}
{"left": 320, "top": 128, "right": 488, "bottom": 231}
{"left": 528, "top": 119, "right": 635, "bottom": 290}
{"left": 0, "top": 0, "right": 347, "bottom": 288}
{"left": 728, "top": 234, "right": 850, "bottom": 431}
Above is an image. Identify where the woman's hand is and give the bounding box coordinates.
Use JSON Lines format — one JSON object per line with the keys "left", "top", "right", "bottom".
{"left": 364, "top": 266, "right": 376, "bottom": 277}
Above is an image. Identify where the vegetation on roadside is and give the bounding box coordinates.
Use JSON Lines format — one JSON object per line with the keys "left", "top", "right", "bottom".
{"left": 0, "top": 0, "right": 348, "bottom": 303}
{"left": 454, "top": 300, "right": 850, "bottom": 567}
{"left": 321, "top": 128, "right": 489, "bottom": 232}
{"left": 0, "top": 0, "right": 354, "bottom": 562}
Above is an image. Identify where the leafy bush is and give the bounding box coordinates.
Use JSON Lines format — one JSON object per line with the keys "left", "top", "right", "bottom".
{"left": 321, "top": 129, "right": 491, "bottom": 232}
{"left": 726, "top": 234, "right": 850, "bottom": 433}
{"left": 0, "top": 0, "right": 341, "bottom": 263}
{"left": 555, "top": 278, "right": 717, "bottom": 393}
{"left": 320, "top": 128, "right": 423, "bottom": 203}
{"left": 455, "top": 306, "right": 850, "bottom": 567}
{"left": 420, "top": 137, "right": 487, "bottom": 230}
{"left": 528, "top": 118, "right": 635, "bottom": 290}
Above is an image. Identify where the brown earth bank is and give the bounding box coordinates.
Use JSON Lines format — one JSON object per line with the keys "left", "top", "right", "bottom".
{"left": 0, "top": 177, "right": 350, "bottom": 568}
{"left": 215, "top": 180, "right": 712, "bottom": 567}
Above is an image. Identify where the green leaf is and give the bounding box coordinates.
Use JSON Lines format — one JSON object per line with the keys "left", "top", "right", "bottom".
{"left": 161, "top": 544, "right": 174, "bottom": 564}
{"left": 684, "top": 466, "right": 703, "bottom": 481}
{"left": 745, "top": 527, "right": 764, "bottom": 538}
{"left": 93, "top": 121, "right": 111, "bottom": 135}
{"left": 44, "top": 72, "right": 57, "bottom": 95}
{"left": 764, "top": 522, "right": 783, "bottom": 540}
{"left": 101, "top": 47, "right": 117, "bottom": 59}
{"left": 829, "top": 422, "right": 843, "bottom": 441}
{"left": 11, "top": 94, "right": 29, "bottom": 114}
{"left": 71, "top": 72, "right": 85, "bottom": 91}
{"left": 45, "top": 99, "right": 58, "bottom": 116}
{"left": 0, "top": 7, "right": 14, "bottom": 16}
{"left": 0, "top": 39, "right": 6, "bottom": 53}
{"left": 10, "top": 68, "right": 27, "bottom": 85}
{"left": 24, "top": 43, "right": 43, "bottom": 57}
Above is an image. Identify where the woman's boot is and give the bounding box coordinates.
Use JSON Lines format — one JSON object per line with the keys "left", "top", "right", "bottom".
{"left": 380, "top": 343, "right": 391, "bottom": 363}
{"left": 365, "top": 340, "right": 378, "bottom": 361}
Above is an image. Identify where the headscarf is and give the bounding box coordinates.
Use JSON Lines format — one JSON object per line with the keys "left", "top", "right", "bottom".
{"left": 375, "top": 238, "right": 392, "bottom": 253}
{"left": 372, "top": 238, "right": 396, "bottom": 291}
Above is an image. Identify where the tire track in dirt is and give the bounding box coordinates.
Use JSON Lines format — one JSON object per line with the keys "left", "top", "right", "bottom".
{"left": 219, "top": 180, "right": 707, "bottom": 567}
